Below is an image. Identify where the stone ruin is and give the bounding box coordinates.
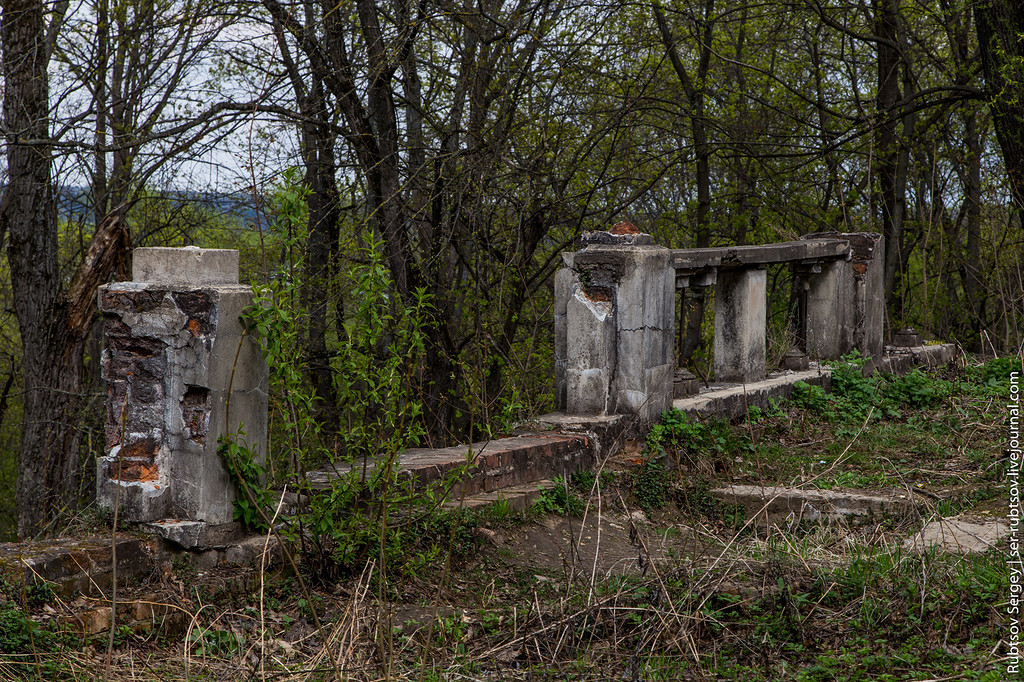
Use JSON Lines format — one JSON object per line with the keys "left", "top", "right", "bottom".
{"left": 0, "top": 232, "right": 951, "bottom": 601}
{"left": 94, "top": 233, "right": 902, "bottom": 540}
{"left": 96, "top": 247, "right": 268, "bottom": 545}
{"left": 555, "top": 228, "right": 885, "bottom": 426}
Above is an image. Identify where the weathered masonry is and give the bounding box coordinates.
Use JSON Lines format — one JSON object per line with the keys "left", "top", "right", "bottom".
{"left": 554, "top": 227, "right": 884, "bottom": 425}
{"left": 97, "top": 247, "right": 268, "bottom": 539}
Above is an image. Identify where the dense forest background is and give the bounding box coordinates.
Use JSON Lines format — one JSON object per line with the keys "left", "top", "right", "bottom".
{"left": 1, "top": 0, "right": 1022, "bottom": 536}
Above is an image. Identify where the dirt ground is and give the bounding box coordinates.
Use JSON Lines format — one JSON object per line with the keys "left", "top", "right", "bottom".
{"left": 1, "top": 364, "right": 1013, "bottom": 680}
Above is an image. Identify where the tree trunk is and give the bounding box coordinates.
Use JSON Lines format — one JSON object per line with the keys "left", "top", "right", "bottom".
{"left": 874, "top": 0, "right": 904, "bottom": 303}
{"left": 2, "top": 0, "right": 132, "bottom": 533}
{"left": 654, "top": 0, "right": 715, "bottom": 366}
{"left": 975, "top": 0, "right": 1024, "bottom": 216}
{"left": 2, "top": 0, "right": 62, "bottom": 535}
{"left": 962, "top": 110, "right": 985, "bottom": 349}
{"left": 299, "top": 84, "right": 342, "bottom": 430}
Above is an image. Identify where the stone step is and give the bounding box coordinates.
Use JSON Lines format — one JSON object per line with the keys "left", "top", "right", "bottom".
{"left": 0, "top": 532, "right": 287, "bottom": 593}
{"left": 904, "top": 515, "right": 1009, "bottom": 554}
{"left": 305, "top": 432, "right": 592, "bottom": 499}
{"left": 712, "top": 484, "right": 928, "bottom": 527}
{"left": 443, "top": 480, "right": 557, "bottom": 513}
{"left": 0, "top": 537, "right": 152, "bottom": 597}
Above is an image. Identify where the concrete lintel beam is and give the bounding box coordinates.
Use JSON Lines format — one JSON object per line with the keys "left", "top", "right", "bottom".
{"left": 672, "top": 239, "right": 849, "bottom": 271}
{"left": 676, "top": 269, "right": 717, "bottom": 289}
{"left": 794, "top": 261, "right": 824, "bottom": 275}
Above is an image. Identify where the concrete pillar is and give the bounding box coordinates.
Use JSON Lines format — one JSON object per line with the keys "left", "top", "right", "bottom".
{"left": 553, "top": 258, "right": 573, "bottom": 411}
{"left": 802, "top": 232, "right": 884, "bottom": 359}
{"left": 558, "top": 226, "right": 675, "bottom": 424}
{"left": 804, "top": 259, "right": 853, "bottom": 359}
{"left": 97, "top": 247, "right": 268, "bottom": 526}
{"left": 565, "top": 283, "right": 616, "bottom": 415}
{"left": 714, "top": 268, "right": 766, "bottom": 383}
{"left": 853, "top": 233, "right": 885, "bottom": 358}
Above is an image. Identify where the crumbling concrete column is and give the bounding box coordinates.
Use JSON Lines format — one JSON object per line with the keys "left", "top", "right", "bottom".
{"left": 565, "top": 279, "right": 616, "bottom": 415}
{"left": 554, "top": 225, "right": 675, "bottom": 424}
{"left": 714, "top": 268, "right": 767, "bottom": 383}
{"left": 553, "top": 261, "right": 573, "bottom": 412}
{"left": 97, "top": 247, "right": 268, "bottom": 525}
{"left": 803, "top": 259, "right": 853, "bottom": 359}
{"left": 802, "top": 232, "right": 884, "bottom": 359}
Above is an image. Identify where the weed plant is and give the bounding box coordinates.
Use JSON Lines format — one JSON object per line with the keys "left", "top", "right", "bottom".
{"left": 640, "top": 409, "right": 754, "bottom": 516}
{"left": 534, "top": 476, "right": 585, "bottom": 516}
{"left": 0, "top": 579, "right": 77, "bottom": 677}
{"left": 791, "top": 352, "right": 1017, "bottom": 424}
{"left": 217, "top": 186, "right": 482, "bottom": 592}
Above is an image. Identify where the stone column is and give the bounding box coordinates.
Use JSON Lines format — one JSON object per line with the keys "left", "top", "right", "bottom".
{"left": 556, "top": 225, "right": 675, "bottom": 424}
{"left": 97, "top": 247, "right": 268, "bottom": 527}
{"left": 802, "top": 232, "right": 884, "bottom": 359}
{"left": 803, "top": 259, "right": 853, "bottom": 359}
{"left": 565, "top": 279, "right": 616, "bottom": 415}
{"left": 714, "top": 268, "right": 767, "bottom": 383}
{"left": 553, "top": 257, "right": 573, "bottom": 412}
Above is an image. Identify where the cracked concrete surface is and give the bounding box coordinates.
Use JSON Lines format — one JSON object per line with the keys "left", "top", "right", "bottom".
{"left": 98, "top": 248, "right": 267, "bottom": 528}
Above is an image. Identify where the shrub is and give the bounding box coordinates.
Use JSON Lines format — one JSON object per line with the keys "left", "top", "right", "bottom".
{"left": 534, "top": 476, "right": 585, "bottom": 516}
{"left": 646, "top": 410, "right": 751, "bottom": 471}
{"left": 982, "top": 355, "right": 1022, "bottom": 386}
{"left": 882, "top": 368, "right": 944, "bottom": 408}
{"left": 632, "top": 456, "right": 669, "bottom": 511}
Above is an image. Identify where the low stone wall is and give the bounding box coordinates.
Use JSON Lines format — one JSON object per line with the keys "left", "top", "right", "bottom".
{"left": 555, "top": 228, "right": 885, "bottom": 426}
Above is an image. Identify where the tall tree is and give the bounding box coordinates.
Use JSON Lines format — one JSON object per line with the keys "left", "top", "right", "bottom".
{"left": 654, "top": 0, "right": 715, "bottom": 364}
{"left": 2, "top": 0, "right": 247, "bottom": 534}
{"left": 1, "top": 0, "right": 130, "bottom": 534}
{"left": 259, "top": 0, "right": 649, "bottom": 440}
{"left": 975, "top": 0, "right": 1024, "bottom": 216}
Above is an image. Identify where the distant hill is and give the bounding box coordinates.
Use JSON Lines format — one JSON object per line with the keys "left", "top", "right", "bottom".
{"left": 54, "top": 186, "right": 263, "bottom": 225}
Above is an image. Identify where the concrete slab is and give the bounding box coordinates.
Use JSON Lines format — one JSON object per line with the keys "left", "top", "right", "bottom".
{"left": 133, "top": 246, "right": 239, "bottom": 286}
{"left": 903, "top": 516, "right": 1009, "bottom": 554}
{"left": 671, "top": 239, "right": 850, "bottom": 270}
{"left": 713, "top": 484, "right": 923, "bottom": 526}
{"left": 672, "top": 368, "right": 831, "bottom": 421}
{"left": 444, "top": 481, "right": 557, "bottom": 512}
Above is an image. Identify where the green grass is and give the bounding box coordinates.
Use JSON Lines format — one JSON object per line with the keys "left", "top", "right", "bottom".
{"left": 0, "top": 356, "right": 1012, "bottom": 680}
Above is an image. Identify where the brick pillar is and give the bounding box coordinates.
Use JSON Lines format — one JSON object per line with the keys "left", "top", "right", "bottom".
{"left": 557, "top": 225, "right": 675, "bottom": 425}
{"left": 97, "top": 247, "right": 268, "bottom": 525}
